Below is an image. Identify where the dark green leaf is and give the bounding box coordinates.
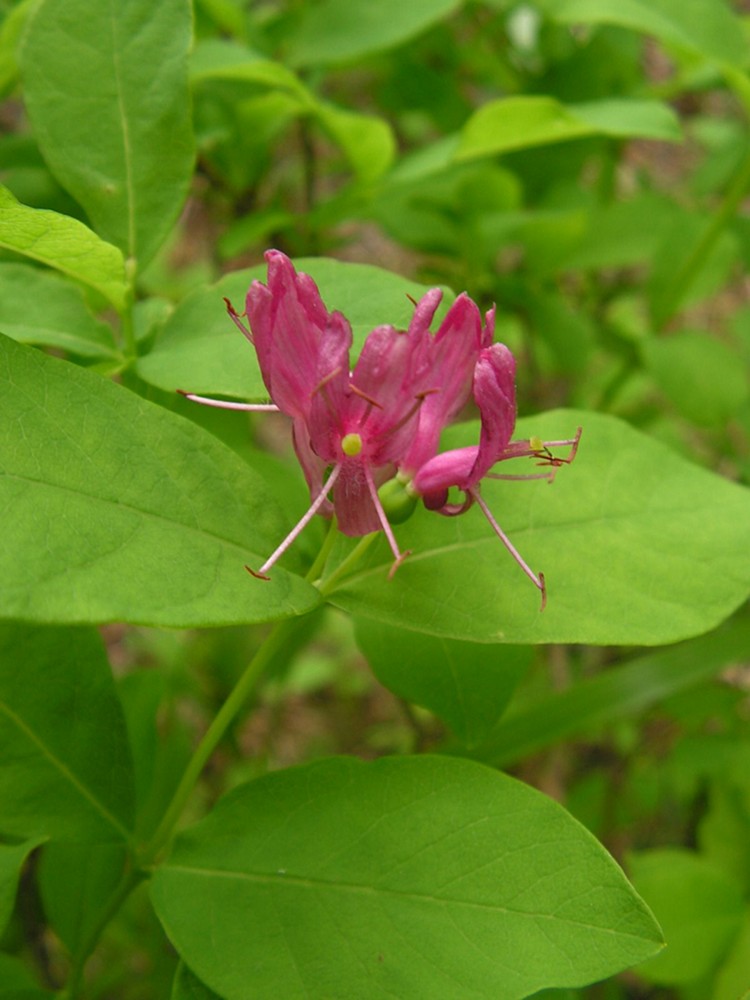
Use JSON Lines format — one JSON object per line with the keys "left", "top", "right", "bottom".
{"left": 355, "top": 619, "right": 530, "bottom": 747}
{"left": 151, "top": 756, "right": 662, "bottom": 1000}
{"left": 0, "top": 624, "right": 134, "bottom": 842}
{"left": 0, "top": 838, "right": 44, "bottom": 936}
{"left": 0, "top": 334, "right": 319, "bottom": 626}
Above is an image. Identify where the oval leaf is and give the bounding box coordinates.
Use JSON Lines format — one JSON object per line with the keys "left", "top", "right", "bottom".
{"left": 327, "top": 410, "right": 750, "bottom": 645}
{"left": 0, "top": 624, "right": 134, "bottom": 842}
{"left": 151, "top": 756, "right": 663, "bottom": 1000}
{"left": 0, "top": 335, "right": 318, "bottom": 626}
{"left": 0, "top": 185, "right": 127, "bottom": 310}
{"left": 20, "top": 0, "right": 195, "bottom": 268}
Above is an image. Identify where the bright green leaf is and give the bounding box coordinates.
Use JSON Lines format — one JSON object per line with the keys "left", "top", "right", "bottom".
{"left": 541, "top": 0, "right": 747, "bottom": 69}
{"left": 20, "top": 0, "right": 195, "bottom": 268}
{"left": 327, "top": 410, "right": 750, "bottom": 645}
{"left": 0, "top": 334, "right": 319, "bottom": 626}
{"left": 0, "top": 838, "right": 44, "bottom": 937}
{"left": 355, "top": 619, "right": 530, "bottom": 747}
{"left": 0, "top": 0, "right": 34, "bottom": 97}
{"left": 456, "top": 97, "right": 681, "bottom": 161}
{"left": 136, "top": 259, "right": 453, "bottom": 397}
{"left": 151, "top": 756, "right": 663, "bottom": 1000}
{"left": 0, "top": 624, "right": 134, "bottom": 842}
{"left": 315, "top": 102, "right": 395, "bottom": 182}
{"left": 286, "top": 0, "right": 463, "bottom": 67}
{"left": 0, "top": 263, "right": 118, "bottom": 358}
{"left": 629, "top": 849, "right": 744, "bottom": 985}
{"left": 0, "top": 184, "right": 127, "bottom": 310}
{"left": 712, "top": 910, "right": 750, "bottom": 1000}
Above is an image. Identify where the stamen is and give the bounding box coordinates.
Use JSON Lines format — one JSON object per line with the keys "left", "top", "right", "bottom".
{"left": 178, "top": 390, "right": 279, "bottom": 412}
{"left": 248, "top": 464, "right": 342, "bottom": 579}
{"left": 348, "top": 383, "right": 383, "bottom": 409}
{"left": 224, "top": 298, "right": 253, "bottom": 343}
{"left": 381, "top": 388, "right": 440, "bottom": 441}
{"left": 363, "top": 464, "right": 410, "bottom": 577}
{"left": 500, "top": 426, "right": 582, "bottom": 466}
{"left": 469, "top": 488, "right": 546, "bottom": 611}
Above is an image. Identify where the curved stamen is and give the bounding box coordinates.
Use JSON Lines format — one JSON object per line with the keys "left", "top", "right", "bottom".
{"left": 363, "top": 464, "right": 410, "bottom": 577}
{"left": 249, "top": 464, "right": 342, "bottom": 579}
{"left": 224, "top": 298, "right": 254, "bottom": 343}
{"left": 469, "top": 487, "right": 546, "bottom": 611}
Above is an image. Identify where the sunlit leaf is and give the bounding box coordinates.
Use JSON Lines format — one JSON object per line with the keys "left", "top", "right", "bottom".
{"left": 152, "top": 756, "right": 662, "bottom": 999}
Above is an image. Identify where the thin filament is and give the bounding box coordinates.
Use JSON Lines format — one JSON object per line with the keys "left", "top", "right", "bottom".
{"left": 364, "top": 464, "right": 410, "bottom": 578}
{"left": 469, "top": 488, "right": 546, "bottom": 611}
{"left": 251, "top": 464, "right": 342, "bottom": 578}
{"left": 178, "top": 390, "right": 279, "bottom": 412}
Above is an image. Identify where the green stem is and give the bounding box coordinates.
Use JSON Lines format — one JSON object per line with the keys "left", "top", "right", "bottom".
{"left": 654, "top": 139, "right": 750, "bottom": 329}
{"left": 121, "top": 259, "right": 138, "bottom": 358}
{"left": 317, "top": 533, "right": 377, "bottom": 597}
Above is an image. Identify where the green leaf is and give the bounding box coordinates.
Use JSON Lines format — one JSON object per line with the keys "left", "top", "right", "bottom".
{"left": 629, "top": 849, "right": 744, "bottom": 985}
{"left": 327, "top": 410, "right": 750, "bottom": 645}
{"left": 0, "top": 954, "right": 45, "bottom": 996}
{"left": 0, "top": 263, "right": 119, "bottom": 358}
{"left": 0, "top": 185, "right": 127, "bottom": 310}
{"left": 469, "top": 617, "right": 750, "bottom": 767}
{"left": 286, "top": 0, "right": 463, "bottom": 67}
{"left": 0, "top": 624, "right": 134, "bottom": 842}
{"left": 354, "top": 619, "right": 530, "bottom": 748}
{"left": 641, "top": 331, "right": 749, "bottom": 427}
{"left": 541, "top": 0, "right": 747, "bottom": 69}
{"left": 712, "top": 910, "right": 750, "bottom": 1000}
{"left": 20, "top": 0, "right": 195, "bottom": 268}
{"left": 136, "top": 259, "right": 453, "bottom": 398}
{"left": 37, "top": 842, "right": 127, "bottom": 953}
{"left": 0, "top": 334, "right": 319, "bottom": 626}
{"left": 151, "top": 756, "right": 662, "bottom": 1000}
{"left": 0, "top": 0, "right": 35, "bottom": 97}
{"left": 314, "top": 102, "right": 395, "bottom": 183}
{"left": 456, "top": 97, "right": 681, "bottom": 161}
{"left": 0, "top": 838, "right": 44, "bottom": 936}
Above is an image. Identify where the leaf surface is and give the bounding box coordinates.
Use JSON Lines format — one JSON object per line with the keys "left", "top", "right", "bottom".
{"left": 328, "top": 410, "right": 750, "bottom": 645}
{"left": 151, "top": 756, "right": 663, "bottom": 1000}
{"left": 0, "top": 335, "right": 318, "bottom": 626}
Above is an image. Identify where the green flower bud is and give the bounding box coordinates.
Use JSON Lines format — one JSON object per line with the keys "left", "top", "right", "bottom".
{"left": 378, "top": 476, "right": 418, "bottom": 524}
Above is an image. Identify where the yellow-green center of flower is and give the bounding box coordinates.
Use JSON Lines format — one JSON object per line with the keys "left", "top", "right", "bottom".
{"left": 341, "top": 432, "right": 363, "bottom": 456}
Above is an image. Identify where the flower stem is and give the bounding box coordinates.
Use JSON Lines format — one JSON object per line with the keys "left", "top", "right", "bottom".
{"left": 317, "top": 533, "right": 378, "bottom": 597}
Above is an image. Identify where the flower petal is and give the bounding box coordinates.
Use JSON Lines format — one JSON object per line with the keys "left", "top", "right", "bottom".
{"left": 469, "top": 342, "right": 517, "bottom": 483}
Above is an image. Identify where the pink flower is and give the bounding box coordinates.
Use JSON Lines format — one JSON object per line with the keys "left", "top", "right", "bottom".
{"left": 182, "top": 250, "right": 580, "bottom": 605}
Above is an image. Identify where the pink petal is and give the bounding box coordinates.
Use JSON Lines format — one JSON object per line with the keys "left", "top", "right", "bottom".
{"left": 469, "top": 343, "right": 517, "bottom": 483}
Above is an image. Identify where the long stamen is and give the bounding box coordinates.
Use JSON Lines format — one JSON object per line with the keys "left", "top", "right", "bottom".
{"left": 364, "top": 464, "right": 410, "bottom": 578}
{"left": 469, "top": 487, "right": 546, "bottom": 611}
{"left": 382, "top": 387, "right": 440, "bottom": 441}
{"left": 224, "top": 298, "right": 253, "bottom": 343}
{"left": 500, "top": 426, "right": 582, "bottom": 467}
{"left": 178, "top": 390, "right": 279, "bottom": 412}
{"left": 248, "top": 464, "right": 342, "bottom": 579}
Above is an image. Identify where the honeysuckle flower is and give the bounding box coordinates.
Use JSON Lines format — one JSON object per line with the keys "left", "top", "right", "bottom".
{"left": 182, "top": 250, "right": 580, "bottom": 606}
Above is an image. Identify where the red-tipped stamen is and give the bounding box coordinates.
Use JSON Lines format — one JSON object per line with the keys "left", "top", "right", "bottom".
{"left": 224, "top": 298, "right": 253, "bottom": 343}
{"left": 470, "top": 487, "right": 546, "bottom": 610}
{"left": 364, "top": 464, "right": 410, "bottom": 575}
{"left": 251, "top": 464, "right": 342, "bottom": 578}
{"left": 499, "top": 426, "right": 582, "bottom": 466}
{"left": 178, "top": 390, "right": 279, "bottom": 412}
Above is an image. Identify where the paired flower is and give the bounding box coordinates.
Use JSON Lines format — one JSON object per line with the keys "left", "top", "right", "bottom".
{"left": 184, "top": 250, "right": 580, "bottom": 608}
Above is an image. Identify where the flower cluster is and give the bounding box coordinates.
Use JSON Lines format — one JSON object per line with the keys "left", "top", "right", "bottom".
{"left": 184, "top": 250, "right": 580, "bottom": 608}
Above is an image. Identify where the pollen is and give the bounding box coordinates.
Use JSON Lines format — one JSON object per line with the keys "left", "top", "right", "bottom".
{"left": 341, "top": 432, "right": 363, "bottom": 456}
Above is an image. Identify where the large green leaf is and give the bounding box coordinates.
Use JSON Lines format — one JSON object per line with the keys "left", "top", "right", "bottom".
{"left": 286, "top": 0, "right": 463, "bottom": 67}
{"left": 540, "top": 0, "right": 747, "bottom": 69}
{"left": 0, "top": 263, "right": 118, "bottom": 359}
{"left": 0, "top": 624, "right": 134, "bottom": 842}
{"left": 20, "top": 0, "right": 194, "bottom": 269}
{"left": 326, "top": 410, "right": 750, "bottom": 645}
{"left": 0, "top": 838, "right": 45, "bottom": 936}
{"left": 0, "top": 335, "right": 318, "bottom": 626}
{"left": 136, "top": 259, "right": 454, "bottom": 397}
{"left": 0, "top": 185, "right": 127, "bottom": 310}
{"left": 354, "top": 619, "right": 530, "bottom": 748}
{"left": 456, "top": 97, "right": 681, "bottom": 161}
{"left": 151, "top": 756, "right": 662, "bottom": 1000}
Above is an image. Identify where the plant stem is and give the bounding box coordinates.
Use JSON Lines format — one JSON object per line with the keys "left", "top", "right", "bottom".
{"left": 317, "top": 533, "right": 378, "bottom": 597}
